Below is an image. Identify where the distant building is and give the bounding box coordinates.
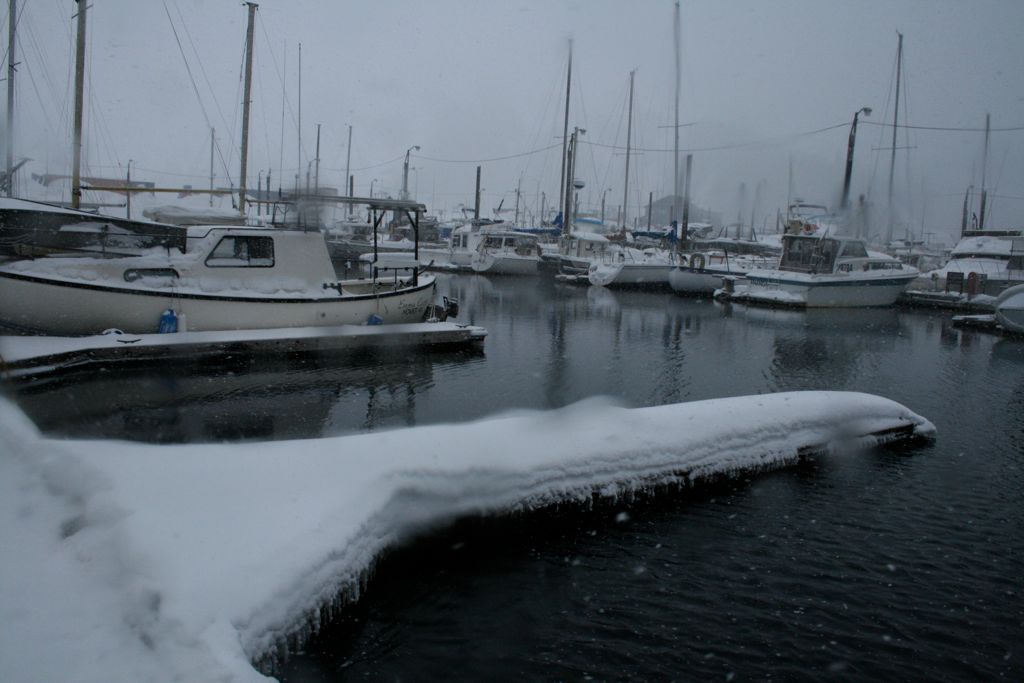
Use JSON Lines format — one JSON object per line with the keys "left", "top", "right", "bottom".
{"left": 643, "top": 195, "right": 720, "bottom": 229}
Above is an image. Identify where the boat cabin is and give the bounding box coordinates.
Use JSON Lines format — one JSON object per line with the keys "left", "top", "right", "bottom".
{"left": 559, "top": 230, "right": 610, "bottom": 259}
{"left": 479, "top": 231, "right": 540, "bottom": 256}
{"left": 777, "top": 234, "right": 875, "bottom": 274}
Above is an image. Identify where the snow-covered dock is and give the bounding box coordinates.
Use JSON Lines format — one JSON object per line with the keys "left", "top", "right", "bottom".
{"left": 898, "top": 289, "right": 997, "bottom": 312}
{"left": 0, "top": 321, "right": 487, "bottom": 378}
{"left": 0, "top": 392, "right": 933, "bottom": 682}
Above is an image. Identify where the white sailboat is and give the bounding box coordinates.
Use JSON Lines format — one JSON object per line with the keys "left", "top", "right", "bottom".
{"left": 0, "top": 4, "right": 441, "bottom": 335}
{"left": 587, "top": 70, "right": 678, "bottom": 288}
{"left": 0, "top": 221, "right": 438, "bottom": 334}
{"left": 470, "top": 228, "right": 542, "bottom": 275}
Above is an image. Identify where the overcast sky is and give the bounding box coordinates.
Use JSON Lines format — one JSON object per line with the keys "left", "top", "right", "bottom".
{"left": 4, "top": 0, "right": 1023, "bottom": 243}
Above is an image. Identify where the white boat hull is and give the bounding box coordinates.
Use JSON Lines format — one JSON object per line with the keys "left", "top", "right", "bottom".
{"left": 741, "top": 269, "right": 917, "bottom": 307}
{"left": 669, "top": 254, "right": 776, "bottom": 295}
{"left": 0, "top": 271, "right": 438, "bottom": 335}
{"left": 588, "top": 262, "right": 674, "bottom": 287}
{"left": 669, "top": 265, "right": 735, "bottom": 294}
{"left": 471, "top": 252, "right": 539, "bottom": 275}
{"left": 995, "top": 284, "right": 1024, "bottom": 334}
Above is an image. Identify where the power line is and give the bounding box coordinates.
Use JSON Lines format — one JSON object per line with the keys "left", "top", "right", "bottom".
{"left": 413, "top": 143, "right": 561, "bottom": 164}
{"left": 862, "top": 121, "right": 1024, "bottom": 132}
{"left": 583, "top": 122, "right": 850, "bottom": 154}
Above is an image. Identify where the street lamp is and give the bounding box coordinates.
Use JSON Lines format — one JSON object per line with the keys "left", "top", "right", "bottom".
{"left": 841, "top": 106, "right": 872, "bottom": 210}
{"left": 370, "top": 178, "right": 378, "bottom": 198}
{"left": 402, "top": 145, "right": 420, "bottom": 200}
{"left": 600, "top": 187, "right": 613, "bottom": 225}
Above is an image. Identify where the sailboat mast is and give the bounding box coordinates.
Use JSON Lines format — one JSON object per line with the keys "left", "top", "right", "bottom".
{"left": 209, "top": 127, "right": 215, "bottom": 207}
{"left": 672, "top": 1, "right": 681, "bottom": 227}
{"left": 238, "top": 2, "right": 257, "bottom": 215}
{"left": 622, "top": 70, "right": 635, "bottom": 231}
{"left": 5, "top": 0, "right": 15, "bottom": 196}
{"left": 885, "top": 31, "right": 902, "bottom": 245}
{"left": 557, "top": 40, "right": 572, "bottom": 223}
{"left": 979, "top": 112, "right": 990, "bottom": 230}
{"left": 514, "top": 175, "right": 521, "bottom": 225}
{"left": 344, "top": 124, "right": 352, "bottom": 198}
{"left": 70, "top": 0, "right": 87, "bottom": 210}
{"left": 681, "top": 153, "right": 692, "bottom": 245}
{"left": 314, "top": 123, "right": 320, "bottom": 194}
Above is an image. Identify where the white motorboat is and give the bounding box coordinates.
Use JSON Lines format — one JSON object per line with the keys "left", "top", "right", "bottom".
{"left": 541, "top": 230, "right": 613, "bottom": 277}
{"left": 995, "top": 283, "right": 1024, "bottom": 334}
{"left": 0, "top": 225, "right": 439, "bottom": 335}
{"left": 910, "top": 230, "right": 1023, "bottom": 296}
{"left": 417, "top": 220, "right": 505, "bottom": 269}
{"left": 735, "top": 232, "right": 918, "bottom": 307}
{"left": 470, "top": 229, "right": 541, "bottom": 275}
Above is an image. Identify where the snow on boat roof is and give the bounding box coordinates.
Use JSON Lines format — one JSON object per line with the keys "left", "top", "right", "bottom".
{"left": 0, "top": 196, "right": 168, "bottom": 226}
{"left": 0, "top": 196, "right": 110, "bottom": 216}
{"left": 568, "top": 230, "right": 610, "bottom": 242}
{"left": 951, "top": 235, "right": 1017, "bottom": 256}
{"left": 0, "top": 392, "right": 933, "bottom": 682}
{"left": 143, "top": 205, "right": 246, "bottom": 225}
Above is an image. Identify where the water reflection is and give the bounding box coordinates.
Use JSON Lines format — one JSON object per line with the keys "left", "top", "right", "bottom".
{"left": 10, "top": 347, "right": 480, "bottom": 443}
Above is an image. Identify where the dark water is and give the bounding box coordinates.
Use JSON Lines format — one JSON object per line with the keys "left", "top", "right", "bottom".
{"left": 7, "top": 274, "right": 1024, "bottom": 681}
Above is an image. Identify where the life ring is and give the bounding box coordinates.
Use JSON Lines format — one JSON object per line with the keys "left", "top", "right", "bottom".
{"left": 691, "top": 253, "right": 706, "bottom": 270}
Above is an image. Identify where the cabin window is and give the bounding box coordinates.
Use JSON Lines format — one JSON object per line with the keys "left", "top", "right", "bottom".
{"left": 123, "top": 268, "right": 180, "bottom": 282}
{"left": 780, "top": 237, "right": 817, "bottom": 270}
{"left": 840, "top": 241, "right": 869, "bottom": 258}
{"left": 205, "top": 236, "right": 275, "bottom": 267}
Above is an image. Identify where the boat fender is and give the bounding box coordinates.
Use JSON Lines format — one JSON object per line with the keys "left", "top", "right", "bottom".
{"left": 158, "top": 308, "right": 178, "bottom": 334}
{"left": 691, "top": 253, "right": 706, "bottom": 271}
{"left": 444, "top": 296, "right": 459, "bottom": 319}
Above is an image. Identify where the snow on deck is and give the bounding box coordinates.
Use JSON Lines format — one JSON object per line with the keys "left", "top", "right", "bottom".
{"left": 0, "top": 392, "right": 934, "bottom": 682}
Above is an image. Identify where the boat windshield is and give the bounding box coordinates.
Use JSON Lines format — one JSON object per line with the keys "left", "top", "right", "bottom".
{"left": 205, "top": 235, "right": 275, "bottom": 267}
{"left": 778, "top": 235, "right": 838, "bottom": 273}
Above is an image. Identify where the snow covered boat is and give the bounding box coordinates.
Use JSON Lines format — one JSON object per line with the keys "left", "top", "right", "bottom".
{"left": 587, "top": 246, "right": 678, "bottom": 288}
{"left": 668, "top": 251, "right": 778, "bottom": 295}
{"left": 470, "top": 229, "right": 542, "bottom": 275}
{"left": 412, "top": 220, "right": 497, "bottom": 269}
{"left": 541, "top": 230, "right": 612, "bottom": 276}
{"left": 994, "top": 283, "right": 1024, "bottom": 334}
{"left": 0, "top": 196, "right": 185, "bottom": 257}
{"left": 0, "top": 225, "right": 438, "bottom": 335}
{"left": 734, "top": 232, "right": 918, "bottom": 307}
{"left": 910, "top": 230, "right": 1023, "bottom": 296}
